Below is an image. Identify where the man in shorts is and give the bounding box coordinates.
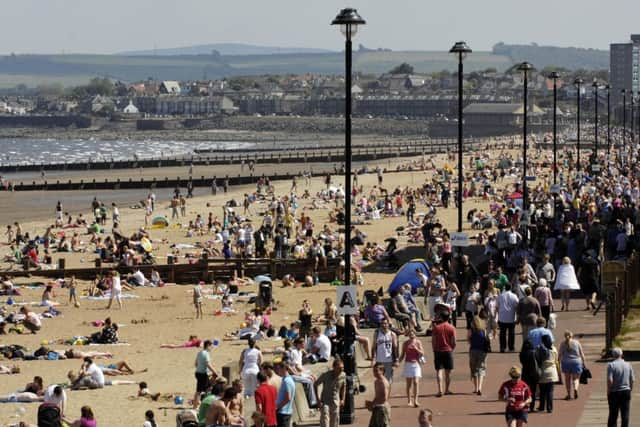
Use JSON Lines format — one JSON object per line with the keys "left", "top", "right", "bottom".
{"left": 194, "top": 341, "right": 217, "bottom": 409}
{"left": 431, "top": 311, "right": 456, "bottom": 397}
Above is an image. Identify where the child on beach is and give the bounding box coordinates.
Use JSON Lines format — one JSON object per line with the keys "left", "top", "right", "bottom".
{"left": 193, "top": 281, "right": 204, "bottom": 319}
{"left": 68, "top": 275, "right": 79, "bottom": 308}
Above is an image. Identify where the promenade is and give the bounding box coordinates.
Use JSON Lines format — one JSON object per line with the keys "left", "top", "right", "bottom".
{"left": 352, "top": 305, "right": 638, "bottom": 427}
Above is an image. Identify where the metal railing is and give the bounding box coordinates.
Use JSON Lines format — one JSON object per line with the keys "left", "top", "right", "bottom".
{"left": 605, "top": 252, "right": 640, "bottom": 351}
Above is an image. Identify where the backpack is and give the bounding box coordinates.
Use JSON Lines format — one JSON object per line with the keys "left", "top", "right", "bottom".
{"left": 38, "top": 403, "right": 61, "bottom": 427}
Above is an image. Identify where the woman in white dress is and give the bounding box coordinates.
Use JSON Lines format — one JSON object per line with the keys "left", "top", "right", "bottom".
{"left": 399, "top": 329, "right": 424, "bottom": 407}
{"left": 554, "top": 257, "right": 580, "bottom": 311}
{"left": 239, "top": 337, "right": 262, "bottom": 397}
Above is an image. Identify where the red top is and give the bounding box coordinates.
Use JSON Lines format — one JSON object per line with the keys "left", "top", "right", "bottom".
{"left": 498, "top": 380, "right": 531, "bottom": 412}
{"left": 254, "top": 382, "right": 277, "bottom": 426}
{"left": 431, "top": 321, "right": 456, "bottom": 352}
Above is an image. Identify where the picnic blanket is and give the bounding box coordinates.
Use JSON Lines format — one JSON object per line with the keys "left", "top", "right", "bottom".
{"left": 80, "top": 293, "right": 139, "bottom": 300}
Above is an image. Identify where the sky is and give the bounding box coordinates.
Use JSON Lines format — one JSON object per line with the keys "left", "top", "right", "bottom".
{"left": 3, "top": 0, "right": 639, "bottom": 54}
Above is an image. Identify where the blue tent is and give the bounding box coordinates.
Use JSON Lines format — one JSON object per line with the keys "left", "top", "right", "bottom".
{"left": 387, "top": 259, "right": 430, "bottom": 294}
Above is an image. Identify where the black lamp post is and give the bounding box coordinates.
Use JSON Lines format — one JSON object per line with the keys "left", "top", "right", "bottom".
{"left": 593, "top": 80, "right": 599, "bottom": 166}
{"left": 574, "top": 78, "right": 583, "bottom": 171}
{"left": 331, "top": 7, "right": 365, "bottom": 425}
{"left": 606, "top": 84, "right": 611, "bottom": 153}
{"left": 549, "top": 71, "right": 560, "bottom": 184}
{"left": 622, "top": 89, "right": 627, "bottom": 165}
{"left": 518, "top": 61, "right": 533, "bottom": 246}
{"left": 449, "top": 41, "right": 472, "bottom": 240}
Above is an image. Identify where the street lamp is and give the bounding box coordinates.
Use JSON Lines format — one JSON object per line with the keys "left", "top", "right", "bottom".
{"left": 331, "top": 7, "right": 365, "bottom": 425}
{"left": 593, "top": 80, "right": 599, "bottom": 166}
{"left": 549, "top": 71, "right": 560, "bottom": 184}
{"left": 449, "top": 41, "right": 472, "bottom": 241}
{"left": 518, "top": 61, "right": 533, "bottom": 246}
{"left": 574, "top": 77, "right": 583, "bottom": 171}
{"left": 606, "top": 84, "right": 611, "bottom": 153}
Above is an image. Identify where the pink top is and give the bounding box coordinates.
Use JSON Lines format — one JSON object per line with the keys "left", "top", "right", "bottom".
{"left": 534, "top": 286, "right": 552, "bottom": 307}
{"left": 404, "top": 341, "right": 422, "bottom": 363}
{"left": 81, "top": 417, "right": 97, "bottom": 427}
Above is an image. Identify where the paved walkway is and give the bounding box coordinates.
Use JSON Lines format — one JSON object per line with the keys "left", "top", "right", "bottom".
{"left": 350, "top": 305, "right": 630, "bottom": 427}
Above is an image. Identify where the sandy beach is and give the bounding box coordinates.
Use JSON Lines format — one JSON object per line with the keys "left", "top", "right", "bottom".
{"left": 0, "top": 144, "right": 536, "bottom": 426}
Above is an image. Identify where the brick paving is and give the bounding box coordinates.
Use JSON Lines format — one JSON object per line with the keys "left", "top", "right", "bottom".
{"left": 350, "top": 306, "right": 623, "bottom": 427}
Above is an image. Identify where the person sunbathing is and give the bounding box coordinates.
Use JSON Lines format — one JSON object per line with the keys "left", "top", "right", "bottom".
{"left": 99, "top": 360, "right": 147, "bottom": 376}
{"left": 59, "top": 349, "right": 113, "bottom": 360}
{"left": 160, "top": 335, "right": 202, "bottom": 348}
{"left": 0, "top": 365, "right": 20, "bottom": 374}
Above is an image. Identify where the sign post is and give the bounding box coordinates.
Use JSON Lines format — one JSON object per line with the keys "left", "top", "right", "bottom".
{"left": 451, "top": 232, "right": 470, "bottom": 247}
{"left": 337, "top": 285, "right": 358, "bottom": 315}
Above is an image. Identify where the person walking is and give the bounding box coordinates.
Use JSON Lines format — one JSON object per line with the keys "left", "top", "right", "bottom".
{"left": 516, "top": 287, "right": 541, "bottom": 339}
{"left": 105, "top": 270, "right": 122, "bottom": 310}
{"left": 536, "top": 334, "right": 560, "bottom": 413}
{"left": 555, "top": 257, "right": 580, "bottom": 311}
{"left": 468, "top": 315, "right": 489, "bottom": 395}
{"left": 371, "top": 319, "right": 398, "bottom": 384}
{"left": 275, "top": 361, "right": 295, "bottom": 427}
{"left": 431, "top": 310, "right": 456, "bottom": 397}
{"left": 519, "top": 339, "right": 539, "bottom": 412}
{"left": 255, "top": 372, "right": 277, "bottom": 427}
{"left": 399, "top": 329, "right": 424, "bottom": 407}
{"left": 533, "top": 278, "right": 554, "bottom": 323}
{"left": 314, "top": 359, "right": 346, "bottom": 427}
{"left": 193, "top": 340, "right": 217, "bottom": 409}
{"left": 240, "top": 338, "right": 263, "bottom": 397}
{"left": 558, "top": 330, "right": 586, "bottom": 400}
{"left": 499, "top": 366, "right": 532, "bottom": 427}
{"left": 366, "top": 363, "right": 391, "bottom": 427}
{"left": 497, "top": 284, "right": 519, "bottom": 353}
{"left": 607, "top": 347, "right": 635, "bottom": 427}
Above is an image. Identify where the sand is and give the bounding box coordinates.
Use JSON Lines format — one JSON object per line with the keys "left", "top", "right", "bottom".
{"left": 0, "top": 146, "right": 523, "bottom": 426}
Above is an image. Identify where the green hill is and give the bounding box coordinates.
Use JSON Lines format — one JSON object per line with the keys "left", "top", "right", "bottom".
{"left": 492, "top": 43, "right": 609, "bottom": 70}
{"left": 0, "top": 50, "right": 515, "bottom": 87}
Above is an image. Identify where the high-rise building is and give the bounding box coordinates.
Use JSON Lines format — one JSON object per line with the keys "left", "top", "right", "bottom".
{"left": 610, "top": 35, "right": 640, "bottom": 107}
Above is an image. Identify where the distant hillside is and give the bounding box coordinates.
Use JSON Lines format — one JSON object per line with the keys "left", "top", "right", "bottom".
{"left": 0, "top": 50, "right": 513, "bottom": 87}
{"left": 492, "top": 43, "right": 609, "bottom": 70}
{"left": 120, "top": 43, "right": 332, "bottom": 56}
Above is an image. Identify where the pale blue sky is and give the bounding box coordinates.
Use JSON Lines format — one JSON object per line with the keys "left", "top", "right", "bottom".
{"left": 4, "top": 0, "right": 639, "bottom": 54}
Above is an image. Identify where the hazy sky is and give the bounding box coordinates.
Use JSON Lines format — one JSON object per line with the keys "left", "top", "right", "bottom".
{"left": 3, "top": 0, "right": 639, "bottom": 54}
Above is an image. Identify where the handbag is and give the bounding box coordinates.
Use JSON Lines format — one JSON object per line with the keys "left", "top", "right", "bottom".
{"left": 580, "top": 367, "right": 592, "bottom": 384}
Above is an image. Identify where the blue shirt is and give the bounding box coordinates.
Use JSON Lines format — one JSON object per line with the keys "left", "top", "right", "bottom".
{"left": 276, "top": 375, "right": 295, "bottom": 415}
{"left": 528, "top": 327, "right": 554, "bottom": 348}
{"left": 608, "top": 358, "right": 635, "bottom": 392}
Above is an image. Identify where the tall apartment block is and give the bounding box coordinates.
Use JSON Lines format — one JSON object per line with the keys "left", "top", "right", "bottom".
{"left": 610, "top": 34, "right": 640, "bottom": 107}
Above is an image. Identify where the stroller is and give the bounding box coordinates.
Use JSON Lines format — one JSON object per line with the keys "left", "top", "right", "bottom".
{"left": 176, "top": 409, "right": 198, "bottom": 427}
{"left": 254, "top": 275, "right": 273, "bottom": 310}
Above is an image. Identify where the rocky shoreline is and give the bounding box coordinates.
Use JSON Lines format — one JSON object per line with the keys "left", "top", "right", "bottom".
{"left": 0, "top": 115, "right": 432, "bottom": 143}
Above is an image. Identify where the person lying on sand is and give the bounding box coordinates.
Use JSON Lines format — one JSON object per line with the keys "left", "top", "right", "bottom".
{"left": 57, "top": 349, "right": 113, "bottom": 360}
{"left": 0, "top": 364, "right": 20, "bottom": 374}
{"left": 99, "top": 360, "right": 147, "bottom": 376}
{"left": 136, "top": 381, "right": 161, "bottom": 401}
{"left": 160, "top": 335, "right": 202, "bottom": 349}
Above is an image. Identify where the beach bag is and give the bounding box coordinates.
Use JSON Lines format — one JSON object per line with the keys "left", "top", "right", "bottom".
{"left": 38, "top": 402, "right": 61, "bottom": 427}
{"left": 548, "top": 313, "right": 557, "bottom": 330}
{"left": 175, "top": 409, "right": 198, "bottom": 427}
{"left": 580, "top": 367, "right": 592, "bottom": 384}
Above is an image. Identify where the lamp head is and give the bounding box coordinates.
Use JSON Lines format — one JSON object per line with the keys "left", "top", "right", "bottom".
{"left": 449, "top": 41, "right": 472, "bottom": 59}
{"left": 574, "top": 77, "right": 584, "bottom": 87}
{"left": 517, "top": 61, "right": 534, "bottom": 73}
{"left": 548, "top": 71, "right": 560, "bottom": 80}
{"left": 331, "top": 8, "right": 366, "bottom": 40}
